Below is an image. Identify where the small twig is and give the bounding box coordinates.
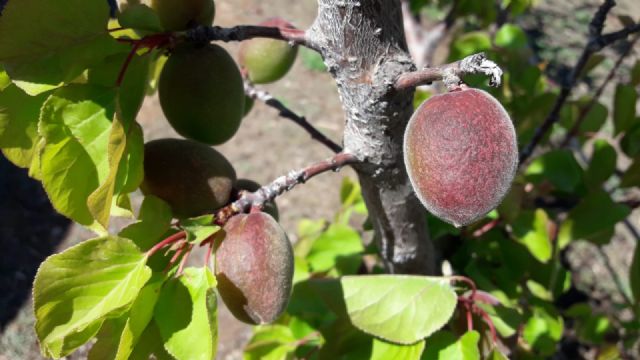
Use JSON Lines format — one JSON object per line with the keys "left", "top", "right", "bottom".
{"left": 519, "top": 1, "right": 640, "bottom": 164}
{"left": 395, "top": 52, "right": 503, "bottom": 90}
{"left": 183, "top": 24, "right": 313, "bottom": 49}
{"left": 215, "top": 152, "right": 359, "bottom": 224}
{"left": 560, "top": 34, "right": 639, "bottom": 147}
{"left": 244, "top": 81, "right": 343, "bottom": 154}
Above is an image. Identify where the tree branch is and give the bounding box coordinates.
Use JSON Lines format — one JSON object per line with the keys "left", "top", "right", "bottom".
{"left": 215, "top": 152, "right": 359, "bottom": 224}
{"left": 395, "top": 52, "right": 503, "bottom": 90}
{"left": 518, "top": 0, "right": 640, "bottom": 164}
{"left": 560, "top": 34, "right": 639, "bottom": 147}
{"left": 244, "top": 81, "right": 343, "bottom": 154}
{"left": 183, "top": 24, "right": 315, "bottom": 49}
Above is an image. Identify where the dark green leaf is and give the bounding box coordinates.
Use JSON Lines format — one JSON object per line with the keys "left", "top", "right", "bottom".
{"left": 243, "top": 325, "right": 297, "bottom": 360}
{"left": 449, "top": 32, "right": 492, "bottom": 60}
{"left": 620, "top": 122, "right": 640, "bottom": 158}
{"left": 33, "top": 236, "right": 151, "bottom": 358}
{"left": 613, "top": 84, "right": 637, "bottom": 135}
{"left": 118, "top": 4, "right": 163, "bottom": 32}
{"left": 621, "top": 158, "right": 640, "bottom": 188}
{"left": 525, "top": 150, "right": 583, "bottom": 193}
{"left": 558, "top": 190, "right": 630, "bottom": 245}
{"left": 585, "top": 139, "right": 617, "bottom": 189}
{"left": 631, "top": 239, "right": 640, "bottom": 303}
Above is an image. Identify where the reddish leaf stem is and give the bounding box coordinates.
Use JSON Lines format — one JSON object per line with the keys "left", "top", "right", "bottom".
{"left": 146, "top": 231, "right": 186, "bottom": 258}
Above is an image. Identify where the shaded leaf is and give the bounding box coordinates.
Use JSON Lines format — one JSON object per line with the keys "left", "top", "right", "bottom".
{"left": 613, "top": 84, "right": 637, "bottom": 135}
{"left": 155, "top": 267, "right": 217, "bottom": 360}
{"left": 585, "top": 139, "right": 617, "bottom": 189}
{"left": 525, "top": 150, "right": 583, "bottom": 193}
{"left": 422, "top": 331, "right": 480, "bottom": 360}
{"left": 0, "top": 0, "right": 124, "bottom": 94}
{"left": 511, "top": 209, "right": 552, "bottom": 263}
{"left": 342, "top": 275, "right": 457, "bottom": 344}
{"left": 306, "top": 224, "right": 363, "bottom": 274}
{"left": 621, "top": 158, "right": 640, "bottom": 188}
{"left": 180, "top": 215, "right": 220, "bottom": 245}
{"left": 120, "top": 195, "right": 173, "bottom": 251}
{"left": 243, "top": 325, "right": 297, "bottom": 360}
{"left": 118, "top": 4, "right": 163, "bottom": 32}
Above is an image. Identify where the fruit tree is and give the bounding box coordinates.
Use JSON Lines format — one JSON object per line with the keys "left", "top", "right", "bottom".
{"left": 0, "top": 0, "right": 639, "bottom": 358}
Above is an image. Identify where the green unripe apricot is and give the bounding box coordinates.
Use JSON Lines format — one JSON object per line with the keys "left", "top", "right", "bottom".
{"left": 234, "top": 179, "right": 279, "bottom": 220}
{"left": 159, "top": 43, "right": 245, "bottom": 145}
{"left": 151, "top": 0, "right": 215, "bottom": 31}
{"left": 239, "top": 18, "right": 298, "bottom": 84}
{"left": 141, "top": 138, "right": 236, "bottom": 218}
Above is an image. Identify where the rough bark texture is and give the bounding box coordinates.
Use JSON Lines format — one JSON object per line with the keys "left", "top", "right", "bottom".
{"left": 307, "top": 0, "right": 435, "bottom": 274}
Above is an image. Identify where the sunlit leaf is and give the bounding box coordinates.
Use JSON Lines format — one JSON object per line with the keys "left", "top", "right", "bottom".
{"left": 422, "top": 331, "right": 480, "bottom": 360}
{"left": 370, "top": 338, "right": 424, "bottom": 360}
{"left": 511, "top": 209, "right": 552, "bottom": 263}
{"left": 33, "top": 236, "right": 151, "bottom": 358}
{"left": 243, "top": 325, "right": 297, "bottom": 360}
{"left": 342, "top": 275, "right": 456, "bottom": 344}
{"left": 306, "top": 223, "right": 363, "bottom": 274}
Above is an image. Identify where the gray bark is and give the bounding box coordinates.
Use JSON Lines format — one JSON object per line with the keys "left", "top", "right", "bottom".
{"left": 307, "top": 0, "right": 436, "bottom": 274}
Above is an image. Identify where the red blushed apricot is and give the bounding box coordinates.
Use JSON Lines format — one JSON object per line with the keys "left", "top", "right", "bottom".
{"left": 403, "top": 87, "right": 518, "bottom": 227}
{"left": 214, "top": 212, "right": 293, "bottom": 324}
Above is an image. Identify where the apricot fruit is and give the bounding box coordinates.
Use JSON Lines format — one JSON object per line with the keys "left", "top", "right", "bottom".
{"left": 234, "top": 179, "right": 279, "bottom": 220}
{"left": 239, "top": 18, "right": 298, "bottom": 84}
{"left": 404, "top": 87, "right": 518, "bottom": 227}
{"left": 140, "top": 138, "right": 236, "bottom": 218}
{"left": 215, "top": 212, "right": 293, "bottom": 324}
{"left": 159, "top": 43, "right": 244, "bottom": 145}
{"left": 151, "top": 0, "right": 215, "bottom": 31}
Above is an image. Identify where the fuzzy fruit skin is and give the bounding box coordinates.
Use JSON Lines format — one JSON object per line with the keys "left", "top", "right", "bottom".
{"left": 159, "top": 43, "right": 244, "bottom": 145}
{"left": 151, "top": 0, "right": 215, "bottom": 31}
{"left": 239, "top": 18, "right": 298, "bottom": 84}
{"left": 215, "top": 213, "right": 293, "bottom": 325}
{"left": 404, "top": 87, "right": 518, "bottom": 227}
{"left": 141, "top": 138, "right": 236, "bottom": 218}
{"left": 234, "top": 179, "right": 279, "bottom": 220}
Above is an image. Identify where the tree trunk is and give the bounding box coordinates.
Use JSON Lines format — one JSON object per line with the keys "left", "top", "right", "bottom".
{"left": 307, "top": 0, "right": 436, "bottom": 274}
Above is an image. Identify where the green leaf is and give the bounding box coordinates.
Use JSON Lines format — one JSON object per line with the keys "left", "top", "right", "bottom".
{"left": 180, "top": 215, "right": 220, "bottom": 245}
{"left": 89, "top": 317, "right": 128, "bottom": 360}
{"left": 525, "top": 150, "right": 583, "bottom": 193}
{"left": 88, "top": 100, "right": 144, "bottom": 229}
{"left": 341, "top": 275, "right": 457, "bottom": 344}
{"left": 511, "top": 209, "right": 552, "bottom": 263}
{"left": 0, "top": 0, "right": 125, "bottom": 94}
{"left": 306, "top": 223, "right": 363, "bottom": 274}
{"left": 613, "top": 84, "right": 637, "bottom": 135}
{"left": 0, "top": 65, "right": 10, "bottom": 91}
{"left": 621, "top": 158, "right": 640, "bottom": 188}
{"left": 523, "top": 306, "right": 563, "bottom": 355}
{"left": 155, "top": 267, "right": 218, "bottom": 360}
{"left": 115, "top": 275, "right": 165, "bottom": 360}
{"left": 243, "top": 325, "right": 297, "bottom": 360}
{"left": 494, "top": 24, "right": 528, "bottom": 49}
{"left": 422, "top": 331, "right": 480, "bottom": 360}
{"left": 371, "top": 338, "right": 425, "bottom": 360}
{"left": 300, "top": 47, "right": 327, "bottom": 72}
{"left": 631, "top": 239, "right": 640, "bottom": 303}
{"left": 118, "top": 4, "right": 163, "bottom": 32}
{"left": 585, "top": 139, "right": 616, "bottom": 189}
{"left": 578, "top": 100, "right": 608, "bottom": 135}
{"left": 632, "top": 60, "right": 640, "bottom": 87}
{"left": 33, "top": 236, "right": 151, "bottom": 358}
{"left": 129, "top": 321, "right": 174, "bottom": 360}
{"left": 0, "top": 83, "right": 47, "bottom": 173}
{"left": 39, "top": 84, "right": 117, "bottom": 230}
{"left": 120, "top": 195, "right": 173, "bottom": 251}
{"left": 88, "top": 52, "right": 151, "bottom": 120}
{"left": 449, "top": 32, "right": 491, "bottom": 61}
{"left": 558, "top": 190, "right": 630, "bottom": 245}
{"left": 621, "top": 122, "right": 640, "bottom": 158}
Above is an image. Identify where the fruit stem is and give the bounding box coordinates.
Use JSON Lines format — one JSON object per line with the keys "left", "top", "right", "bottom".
{"left": 146, "top": 230, "right": 187, "bottom": 258}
